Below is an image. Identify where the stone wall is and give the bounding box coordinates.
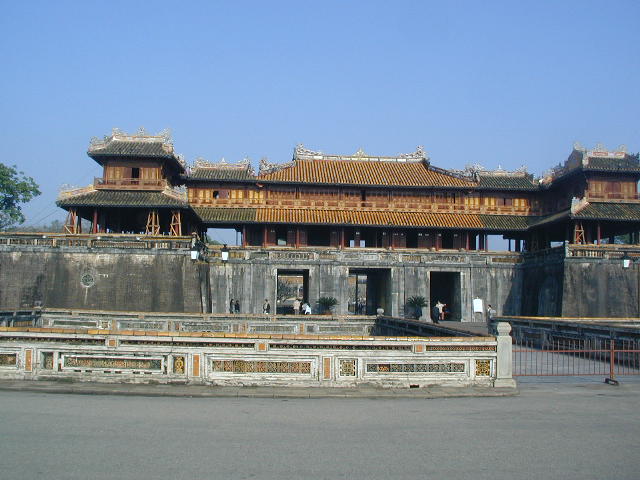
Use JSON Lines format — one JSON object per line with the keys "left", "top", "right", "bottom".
{"left": 6, "top": 240, "right": 628, "bottom": 319}
{"left": 0, "top": 247, "right": 204, "bottom": 313}
{"left": 562, "top": 259, "right": 639, "bottom": 317}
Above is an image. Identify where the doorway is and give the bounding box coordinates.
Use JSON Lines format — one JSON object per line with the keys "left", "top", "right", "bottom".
{"left": 348, "top": 269, "right": 391, "bottom": 315}
{"left": 429, "top": 271, "right": 461, "bottom": 321}
{"left": 276, "top": 270, "right": 309, "bottom": 314}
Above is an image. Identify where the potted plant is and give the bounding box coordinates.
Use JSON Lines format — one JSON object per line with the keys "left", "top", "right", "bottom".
{"left": 317, "top": 296, "right": 338, "bottom": 315}
{"left": 406, "top": 295, "right": 428, "bottom": 320}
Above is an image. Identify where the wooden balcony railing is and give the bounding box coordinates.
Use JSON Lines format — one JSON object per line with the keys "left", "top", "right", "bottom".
{"left": 94, "top": 177, "right": 167, "bottom": 190}
{"left": 586, "top": 192, "right": 640, "bottom": 202}
{"left": 188, "top": 197, "right": 534, "bottom": 215}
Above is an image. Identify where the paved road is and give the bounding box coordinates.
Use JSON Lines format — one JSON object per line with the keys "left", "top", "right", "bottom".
{"left": 1, "top": 382, "right": 638, "bottom": 480}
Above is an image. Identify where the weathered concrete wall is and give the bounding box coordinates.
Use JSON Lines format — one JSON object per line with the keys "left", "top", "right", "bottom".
{"left": 210, "top": 250, "right": 523, "bottom": 320}
{"left": 561, "top": 259, "right": 639, "bottom": 317}
{"left": 0, "top": 247, "right": 203, "bottom": 312}
{"left": 519, "top": 256, "right": 565, "bottom": 317}
{"left": 0, "top": 244, "right": 595, "bottom": 319}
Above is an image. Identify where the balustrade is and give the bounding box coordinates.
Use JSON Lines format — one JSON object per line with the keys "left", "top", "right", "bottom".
{"left": 188, "top": 196, "right": 533, "bottom": 214}
{"left": 94, "top": 177, "right": 167, "bottom": 190}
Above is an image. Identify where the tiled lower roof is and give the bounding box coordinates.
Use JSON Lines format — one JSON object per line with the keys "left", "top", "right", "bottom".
{"left": 193, "top": 207, "right": 257, "bottom": 222}
{"left": 477, "top": 175, "right": 538, "bottom": 191}
{"left": 187, "top": 167, "right": 255, "bottom": 181}
{"left": 571, "top": 202, "right": 640, "bottom": 221}
{"left": 193, "top": 207, "right": 531, "bottom": 230}
{"left": 56, "top": 191, "right": 188, "bottom": 208}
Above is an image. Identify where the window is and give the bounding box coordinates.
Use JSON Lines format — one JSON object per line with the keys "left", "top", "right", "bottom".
{"left": 484, "top": 197, "right": 496, "bottom": 207}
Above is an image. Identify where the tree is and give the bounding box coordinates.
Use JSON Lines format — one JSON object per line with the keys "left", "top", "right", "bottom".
{"left": 0, "top": 162, "right": 40, "bottom": 230}
{"left": 7, "top": 219, "right": 63, "bottom": 233}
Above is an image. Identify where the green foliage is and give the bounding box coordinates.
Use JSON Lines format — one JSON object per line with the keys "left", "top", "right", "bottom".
{"left": 0, "top": 163, "right": 40, "bottom": 230}
{"left": 406, "top": 295, "right": 428, "bottom": 319}
{"left": 317, "top": 296, "right": 338, "bottom": 312}
{"left": 406, "top": 296, "right": 428, "bottom": 308}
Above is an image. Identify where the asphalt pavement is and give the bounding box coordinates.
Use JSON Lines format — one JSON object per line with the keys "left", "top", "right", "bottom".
{"left": 1, "top": 379, "right": 638, "bottom": 480}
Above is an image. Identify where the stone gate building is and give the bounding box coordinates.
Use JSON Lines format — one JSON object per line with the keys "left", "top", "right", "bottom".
{"left": 3, "top": 129, "right": 639, "bottom": 319}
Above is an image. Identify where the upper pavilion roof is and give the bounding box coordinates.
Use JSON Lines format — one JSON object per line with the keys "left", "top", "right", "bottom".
{"left": 88, "top": 127, "right": 186, "bottom": 173}
{"left": 186, "top": 144, "right": 540, "bottom": 189}
{"left": 541, "top": 143, "right": 640, "bottom": 185}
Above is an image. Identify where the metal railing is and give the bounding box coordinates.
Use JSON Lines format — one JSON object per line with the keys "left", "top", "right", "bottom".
{"left": 513, "top": 333, "right": 640, "bottom": 383}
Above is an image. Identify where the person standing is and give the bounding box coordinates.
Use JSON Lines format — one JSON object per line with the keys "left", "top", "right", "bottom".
{"left": 293, "top": 298, "right": 301, "bottom": 315}
{"left": 431, "top": 303, "right": 440, "bottom": 324}
{"left": 229, "top": 298, "right": 235, "bottom": 314}
{"left": 234, "top": 299, "right": 240, "bottom": 314}
{"left": 435, "top": 300, "right": 445, "bottom": 322}
{"left": 486, "top": 304, "right": 496, "bottom": 332}
{"left": 263, "top": 299, "right": 271, "bottom": 314}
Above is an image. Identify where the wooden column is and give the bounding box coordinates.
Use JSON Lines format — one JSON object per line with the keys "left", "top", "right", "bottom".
{"left": 170, "top": 210, "right": 182, "bottom": 236}
{"left": 597, "top": 222, "right": 601, "bottom": 245}
{"left": 242, "top": 225, "right": 247, "bottom": 247}
{"left": 263, "top": 226, "right": 268, "bottom": 247}
{"left": 340, "top": 228, "right": 345, "bottom": 249}
{"left": 146, "top": 209, "right": 160, "bottom": 235}
{"left": 92, "top": 209, "right": 99, "bottom": 234}
{"left": 64, "top": 208, "right": 79, "bottom": 234}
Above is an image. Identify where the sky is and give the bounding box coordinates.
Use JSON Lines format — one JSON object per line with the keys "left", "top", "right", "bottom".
{"left": 1, "top": 0, "right": 639, "bottom": 236}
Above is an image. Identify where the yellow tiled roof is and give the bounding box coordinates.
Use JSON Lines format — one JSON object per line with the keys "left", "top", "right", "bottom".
{"left": 256, "top": 208, "right": 485, "bottom": 229}
{"left": 257, "top": 160, "right": 475, "bottom": 187}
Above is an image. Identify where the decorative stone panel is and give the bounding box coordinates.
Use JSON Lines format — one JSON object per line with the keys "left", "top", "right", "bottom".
{"left": 475, "top": 359, "right": 491, "bottom": 376}
{"left": 63, "top": 355, "right": 162, "bottom": 371}
{"left": 0, "top": 352, "right": 17, "bottom": 367}
{"left": 366, "top": 362, "right": 465, "bottom": 374}
{"left": 41, "top": 352, "right": 54, "bottom": 370}
{"left": 339, "top": 359, "right": 357, "bottom": 376}
{"left": 323, "top": 357, "right": 331, "bottom": 379}
{"left": 173, "top": 356, "right": 185, "bottom": 374}
{"left": 25, "top": 349, "right": 32, "bottom": 372}
{"left": 211, "top": 359, "right": 312, "bottom": 375}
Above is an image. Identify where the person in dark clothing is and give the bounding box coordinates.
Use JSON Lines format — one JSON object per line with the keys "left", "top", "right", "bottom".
{"left": 229, "top": 298, "right": 235, "bottom": 314}
{"left": 431, "top": 304, "right": 440, "bottom": 324}
{"left": 234, "top": 299, "right": 240, "bottom": 314}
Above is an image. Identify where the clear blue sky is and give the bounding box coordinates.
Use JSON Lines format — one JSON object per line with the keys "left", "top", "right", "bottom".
{"left": 1, "top": 0, "right": 639, "bottom": 232}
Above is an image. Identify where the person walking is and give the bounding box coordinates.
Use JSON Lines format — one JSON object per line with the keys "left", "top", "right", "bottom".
{"left": 262, "top": 299, "right": 271, "bottom": 314}
{"left": 293, "top": 298, "right": 301, "bottom": 315}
